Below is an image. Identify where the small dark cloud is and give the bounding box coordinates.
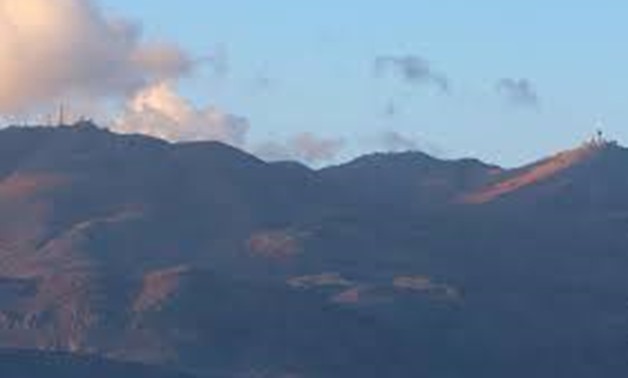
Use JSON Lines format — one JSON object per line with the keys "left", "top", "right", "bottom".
{"left": 496, "top": 78, "right": 540, "bottom": 108}
{"left": 255, "top": 74, "right": 273, "bottom": 89}
{"left": 252, "top": 71, "right": 276, "bottom": 92}
{"left": 374, "top": 55, "right": 450, "bottom": 92}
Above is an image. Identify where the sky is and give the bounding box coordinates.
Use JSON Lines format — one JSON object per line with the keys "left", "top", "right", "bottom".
{"left": 2, "top": 0, "right": 628, "bottom": 166}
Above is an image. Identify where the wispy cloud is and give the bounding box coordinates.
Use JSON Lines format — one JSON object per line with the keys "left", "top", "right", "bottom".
{"left": 360, "top": 130, "right": 446, "bottom": 158}
{"left": 374, "top": 55, "right": 450, "bottom": 92}
{"left": 376, "top": 131, "right": 419, "bottom": 152}
{"left": 496, "top": 78, "right": 540, "bottom": 108}
{"left": 255, "top": 133, "right": 345, "bottom": 164}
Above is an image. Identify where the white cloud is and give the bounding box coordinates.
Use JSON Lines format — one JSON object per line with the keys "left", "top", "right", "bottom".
{"left": 0, "top": 0, "right": 192, "bottom": 113}
{"left": 0, "top": 0, "right": 347, "bottom": 158}
{"left": 133, "top": 43, "right": 194, "bottom": 81}
{"left": 113, "top": 81, "right": 249, "bottom": 146}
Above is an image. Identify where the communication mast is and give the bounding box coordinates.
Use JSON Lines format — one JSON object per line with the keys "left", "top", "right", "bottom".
{"left": 589, "top": 120, "right": 607, "bottom": 147}
{"left": 595, "top": 129, "right": 604, "bottom": 145}
{"left": 58, "top": 103, "right": 66, "bottom": 126}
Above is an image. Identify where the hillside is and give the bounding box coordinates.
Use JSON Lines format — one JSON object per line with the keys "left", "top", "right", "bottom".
{"left": 0, "top": 123, "right": 627, "bottom": 377}
{"left": 0, "top": 349, "right": 196, "bottom": 378}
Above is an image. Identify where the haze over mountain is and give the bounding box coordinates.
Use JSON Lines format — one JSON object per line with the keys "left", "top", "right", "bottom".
{"left": 1, "top": 122, "right": 628, "bottom": 377}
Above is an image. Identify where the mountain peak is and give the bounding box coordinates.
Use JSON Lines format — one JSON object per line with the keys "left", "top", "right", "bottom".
{"left": 461, "top": 137, "right": 625, "bottom": 204}
{"left": 338, "top": 150, "right": 438, "bottom": 169}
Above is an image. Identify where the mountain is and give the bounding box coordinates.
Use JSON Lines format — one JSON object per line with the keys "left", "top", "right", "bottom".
{"left": 0, "top": 349, "right": 196, "bottom": 378}
{"left": 0, "top": 122, "right": 627, "bottom": 377}
{"left": 462, "top": 139, "right": 628, "bottom": 212}
{"left": 321, "top": 150, "right": 500, "bottom": 211}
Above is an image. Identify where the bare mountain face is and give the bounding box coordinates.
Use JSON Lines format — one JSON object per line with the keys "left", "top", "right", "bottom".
{"left": 0, "top": 123, "right": 627, "bottom": 377}
{"left": 462, "top": 139, "right": 628, "bottom": 211}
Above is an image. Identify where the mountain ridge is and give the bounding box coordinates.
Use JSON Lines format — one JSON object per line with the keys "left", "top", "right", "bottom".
{"left": 461, "top": 139, "right": 621, "bottom": 204}
{"left": 0, "top": 123, "right": 627, "bottom": 377}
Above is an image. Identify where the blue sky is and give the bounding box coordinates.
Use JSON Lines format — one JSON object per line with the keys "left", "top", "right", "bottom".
{"left": 98, "top": 0, "right": 628, "bottom": 166}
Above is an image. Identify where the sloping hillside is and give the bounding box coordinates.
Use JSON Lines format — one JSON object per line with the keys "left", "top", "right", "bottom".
{"left": 0, "top": 123, "right": 628, "bottom": 377}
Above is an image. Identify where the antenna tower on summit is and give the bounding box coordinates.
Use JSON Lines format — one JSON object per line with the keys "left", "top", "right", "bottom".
{"left": 590, "top": 120, "right": 607, "bottom": 146}
{"left": 58, "top": 103, "right": 64, "bottom": 125}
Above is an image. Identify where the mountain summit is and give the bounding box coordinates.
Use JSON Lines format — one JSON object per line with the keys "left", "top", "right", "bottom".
{"left": 462, "top": 137, "right": 628, "bottom": 212}
{"left": 462, "top": 138, "right": 619, "bottom": 203}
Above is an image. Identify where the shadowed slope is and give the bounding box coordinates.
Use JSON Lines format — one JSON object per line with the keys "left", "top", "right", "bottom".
{"left": 0, "top": 124, "right": 627, "bottom": 377}
{"left": 0, "top": 349, "right": 197, "bottom": 378}
{"left": 321, "top": 151, "right": 499, "bottom": 211}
